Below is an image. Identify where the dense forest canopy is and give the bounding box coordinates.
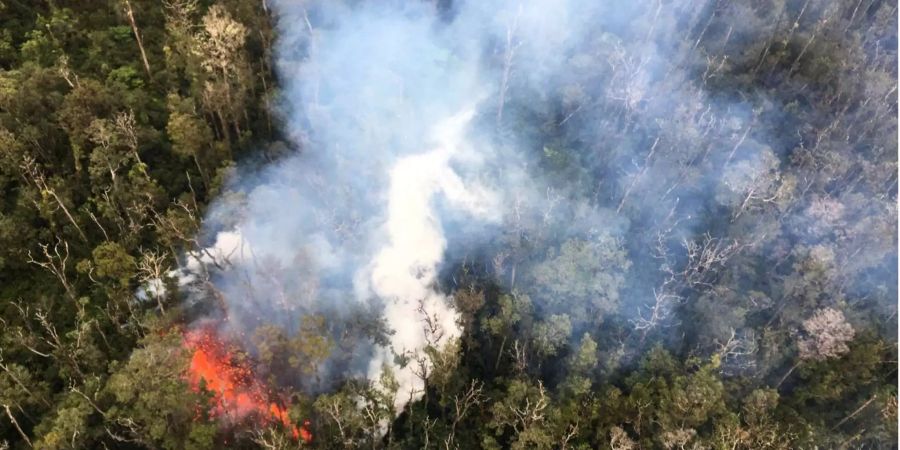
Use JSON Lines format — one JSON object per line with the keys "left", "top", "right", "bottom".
{"left": 0, "top": 0, "right": 896, "bottom": 449}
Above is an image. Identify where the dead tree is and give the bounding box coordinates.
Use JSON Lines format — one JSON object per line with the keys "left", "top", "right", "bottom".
{"left": 496, "top": 5, "right": 523, "bottom": 125}
{"left": 121, "top": 0, "right": 152, "bottom": 77}
{"left": 617, "top": 137, "right": 660, "bottom": 214}
{"left": 21, "top": 157, "right": 88, "bottom": 242}
{"left": 27, "top": 239, "right": 77, "bottom": 303}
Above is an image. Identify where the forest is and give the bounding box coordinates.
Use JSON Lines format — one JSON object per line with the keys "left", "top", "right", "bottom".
{"left": 0, "top": 0, "right": 896, "bottom": 449}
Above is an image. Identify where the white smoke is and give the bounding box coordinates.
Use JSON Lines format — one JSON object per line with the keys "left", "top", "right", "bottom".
{"left": 185, "top": 231, "right": 249, "bottom": 272}
{"left": 177, "top": 0, "right": 898, "bottom": 427}
{"left": 364, "top": 108, "right": 498, "bottom": 408}
{"left": 179, "top": 0, "right": 524, "bottom": 411}
{"left": 186, "top": 108, "right": 498, "bottom": 409}
{"left": 186, "top": 0, "right": 652, "bottom": 412}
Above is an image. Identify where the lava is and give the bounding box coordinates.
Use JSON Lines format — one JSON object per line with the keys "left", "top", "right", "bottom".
{"left": 184, "top": 328, "right": 312, "bottom": 443}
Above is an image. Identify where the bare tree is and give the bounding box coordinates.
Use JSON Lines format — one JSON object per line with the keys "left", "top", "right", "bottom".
{"left": 778, "top": 308, "right": 855, "bottom": 387}
{"left": 635, "top": 231, "right": 750, "bottom": 339}
{"left": 715, "top": 328, "right": 759, "bottom": 376}
{"left": 250, "top": 427, "right": 292, "bottom": 450}
{"left": 1, "top": 405, "right": 31, "bottom": 448}
{"left": 114, "top": 110, "right": 144, "bottom": 167}
{"left": 662, "top": 428, "right": 698, "bottom": 450}
{"left": 443, "top": 380, "right": 485, "bottom": 449}
{"left": 633, "top": 288, "right": 681, "bottom": 341}
{"left": 12, "top": 302, "right": 88, "bottom": 381}
{"left": 121, "top": 0, "right": 152, "bottom": 77}
{"left": 510, "top": 339, "right": 528, "bottom": 374}
{"left": 21, "top": 157, "right": 88, "bottom": 242}
{"left": 495, "top": 380, "right": 548, "bottom": 436}
{"left": 679, "top": 234, "right": 747, "bottom": 289}
{"left": 560, "top": 423, "right": 580, "bottom": 450}
{"left": 136, "top": 249, "right": 171, "bottom": 313}
{"left": 162, "top": 0, "right": 199, "bottom": 29}
{"left": 194, "top": 4, "right": 249, "bottom": 139}
{"left": 718, "top": 147, "right": 785, "bottom": 221}
{"left": 496, "top": 5, "right": 523, "bottom": 125}
{"left": 797, "top": 307, "right": 855, "bottom": 361}
{"left": 767, "top": 0, "right": 813, "bottom": 77}
{"left": 321, "top": 396, "right": 352, "bottom": 448}
{"left": 609, "top": 426, "right": 637, "bottom": 450}
{"left": 617, "top": 137, "right": 660, "bottom": 214}
{"left": 27, "top": 239, "right": 77, "bottom": 303}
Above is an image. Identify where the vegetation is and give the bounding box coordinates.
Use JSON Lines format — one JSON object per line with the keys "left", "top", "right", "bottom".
{"left": 0, "top": 0, "right": 896, "bottom": 449}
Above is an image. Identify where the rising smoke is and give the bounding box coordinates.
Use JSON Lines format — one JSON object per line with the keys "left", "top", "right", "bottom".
{"left": 181, "top": 0, "right": 896, "bottom": 412}
{"left": 187, "top": 0, "right": 752, "bottom": 407}
{"left": 188, "top": 0, "right": 514, "bottom": 407}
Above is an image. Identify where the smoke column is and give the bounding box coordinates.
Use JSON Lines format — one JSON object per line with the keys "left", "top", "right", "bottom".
{"left": 187, "top": 0, "right": 514, "bottom": 409}
{"left": 183, "top": 0, "right": 892, "bottom": 413}
{"left": 188, "top": 0, "right": 717, "bottom": 410}
{"left": 365, "top": 108, "right": 500, "bottom": 407}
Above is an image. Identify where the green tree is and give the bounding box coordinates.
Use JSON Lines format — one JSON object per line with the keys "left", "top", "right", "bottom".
{"left": 529, "top": 235, "right": 630, "bottom": 323}
{"left": 105, "top": 333, "right": 215, "bottom": 450}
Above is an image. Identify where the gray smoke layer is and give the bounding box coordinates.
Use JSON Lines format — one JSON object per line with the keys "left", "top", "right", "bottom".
{"left": 184, "top": 0, "right": 896, "bottom": 411}
{"left": 190, "top": 0, "right": 597, "bottom": 407}
{"left": 191, "top": 0, "right": 513, "bottom": 408}
{"left": 189, "top": 0, "right": 739, "bottom": 404}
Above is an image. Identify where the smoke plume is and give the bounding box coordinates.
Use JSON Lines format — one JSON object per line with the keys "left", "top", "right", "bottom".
{"left": 182, "top": 0, "right": 897, "bottom": 413}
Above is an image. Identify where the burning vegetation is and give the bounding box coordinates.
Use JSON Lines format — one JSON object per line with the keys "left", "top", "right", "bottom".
{"left": 184, "top": 328, "right": 312, "bottom": 443}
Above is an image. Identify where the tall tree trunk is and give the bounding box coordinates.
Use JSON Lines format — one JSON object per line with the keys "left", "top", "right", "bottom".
{"left": 776, "top": 360, "right": 801, "bottom": 389}
{"left": 831, "top": 395, "right": 878, "bottom": 431}
{"left": 3, "top": 404, "right": 32, "bottom": 448}
{"left": 497, "top": 6, "right": 522, "bottom": 126}
{"left": 48, "top": 189, "right": 88, "bottom": 243}
{"left": 216, "top": 109, "right": 231, "bottom": 144}
{"left": 123, "top": 0, "right": 151, "bottom": 78}
{"left": 617, "top": 137, "right": 660, "bottom": 214}
{"left": 192, "top": 153, "right": 210, "bottom": 191}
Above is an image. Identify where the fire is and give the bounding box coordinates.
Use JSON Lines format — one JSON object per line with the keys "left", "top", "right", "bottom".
{"left": 184, "top": 328, "right": 312, "bottom": 443}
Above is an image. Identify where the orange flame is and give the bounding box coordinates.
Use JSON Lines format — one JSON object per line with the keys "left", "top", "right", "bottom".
{"left": 184, "top": 329, "right": 312, "bottom": 443}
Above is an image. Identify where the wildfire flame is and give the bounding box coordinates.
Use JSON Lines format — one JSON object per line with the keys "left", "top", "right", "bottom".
{"left": 184, "top": 328, "right": 312, "bottom": 443}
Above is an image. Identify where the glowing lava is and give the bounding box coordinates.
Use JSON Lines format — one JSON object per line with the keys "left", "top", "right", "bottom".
{"left": 184, "top": 328, "right": 312, "bottom": 443}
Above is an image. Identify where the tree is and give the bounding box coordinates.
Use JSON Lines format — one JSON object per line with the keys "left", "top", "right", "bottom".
{"left": 58, "top": 79, "right": 117, "bottom": 158}
{"left": 252, "top": 314, "right": 332, "bottom": 385}
{"left": 797, "top": 308, "right": 855, "bottom": 362}
{"left": 31, "top": 392, "right": 94, "bottom": 450}
{"left": 105, "top": 333, "right": 216, "bottom": 450}
{"left": 661, "top": 357, "right": 725, "bottom": 430}
{"left": 560, "top": 333, "right": 598, "bottom": 398}
{"left": 778, "top": 307, "right": 855, "bottom": 388}
{"left": 166, "top": 107, "right": 216, "bottom": 188}
{"left": 529, "top": 235, "right": 630, "bottom": 323}
{"left": 90, "top": 241, "right": 137, "bottom": 288}
{"left": 193, "top": 4, "right": 250, "bottom": 141}
{"left": 717, "top": 147, "right": 786, "bottom": 221}
{"left": 532, "top": 314, "right": 571, "bottom": 359}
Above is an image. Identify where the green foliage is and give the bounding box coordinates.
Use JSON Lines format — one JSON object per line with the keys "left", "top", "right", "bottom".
{"left": 0, "top": 1, "right": 277, "bottom": 448}
{"left": 559, "top": 333, "right": 598, "bottom": 398}
{"left": 107, "top": 65, "right": 144, "bottom": 89}
{"left": 106, "top": 333, "right": 215, "bottom": 450}
{"left": 529, "top": 235, "right": 630, "bottom": 322}
{"left": 0, "top": 1, "right": 895, "bottom": 449}
{"left": 31, "top": 393, "right": 94, "bottom": 450}
{"left": 252, "top": 315, "right": 333, "bottom": 379}
{"left": 532, "top": 314, "right": 572, "bottom": 358}
{"left": 91, "top": 241, "right": 135, "bottom": 287}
